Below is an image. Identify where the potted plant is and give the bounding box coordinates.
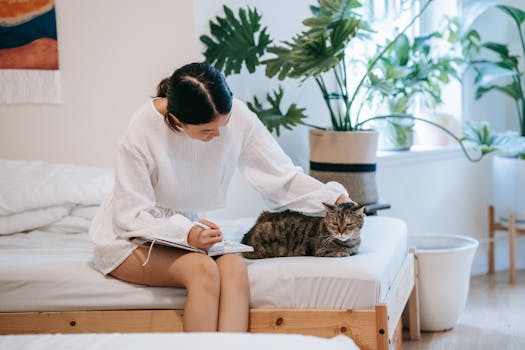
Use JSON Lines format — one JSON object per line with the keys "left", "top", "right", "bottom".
{"left": 199, "top": 0, "right": 523, "bottom": 205}
{"left": 200, "top": 0, "right": 435, "bottom": 204}
{"left": 461, "top": 1, "right": 525, "bottom": 224}
{"left": 365, "top": 24, "right": 462, "bottom": 151}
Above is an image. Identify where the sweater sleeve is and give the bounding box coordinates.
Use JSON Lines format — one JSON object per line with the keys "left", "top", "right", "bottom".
{"left": 237, "top": 109, "right": 349, "bottom": 215}
{"left": 111, "top": 141, "right": 194, "bottom": 244}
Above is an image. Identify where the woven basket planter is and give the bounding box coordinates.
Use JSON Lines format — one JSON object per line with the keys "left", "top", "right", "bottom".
{"left": 309, "top": 129, "right": 379, "bottom": 205}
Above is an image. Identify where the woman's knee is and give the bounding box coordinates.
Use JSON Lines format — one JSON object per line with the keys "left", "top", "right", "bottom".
{"left": 180, "top": 253, "right": 221, "bottom": 293}
{"left": 217, "top": 254, "right": 249, "bottom": 289}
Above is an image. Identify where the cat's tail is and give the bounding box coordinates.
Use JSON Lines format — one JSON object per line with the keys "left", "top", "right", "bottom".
{"left": 241, "top": 251, "right": 258, "bottom": 259}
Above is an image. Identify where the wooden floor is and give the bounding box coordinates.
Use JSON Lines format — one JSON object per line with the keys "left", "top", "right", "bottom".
{"left": 402, "top": 270, "right": 525, "bottom": 350}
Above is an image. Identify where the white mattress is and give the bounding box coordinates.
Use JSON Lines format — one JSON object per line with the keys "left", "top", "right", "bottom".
{"left": 0, "top": 216, "right": 407, "bottom": 312}
{"left": 0, "top": 333, "right": 359, "bottom": 350}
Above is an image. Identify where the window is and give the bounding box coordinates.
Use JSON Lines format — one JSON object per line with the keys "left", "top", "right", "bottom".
{"left": 349, "top": 0, "right": 462, "bottom": 147}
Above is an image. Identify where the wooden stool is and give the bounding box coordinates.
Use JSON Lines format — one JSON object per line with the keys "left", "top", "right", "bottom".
{"left": 488, "top": 205, "right": 525, "bottom": 283}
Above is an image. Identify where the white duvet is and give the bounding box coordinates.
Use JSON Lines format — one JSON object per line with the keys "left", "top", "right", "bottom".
{"left": 0, "top": 159, "right": 113, "bottom": 235}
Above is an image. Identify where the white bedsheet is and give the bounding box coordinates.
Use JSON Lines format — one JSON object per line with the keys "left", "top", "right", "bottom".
{"left": 0, "top": 333, "right": 359, "bottom": 350}
{"left": 0, "top": 216, "right": 406, "bottom": 312}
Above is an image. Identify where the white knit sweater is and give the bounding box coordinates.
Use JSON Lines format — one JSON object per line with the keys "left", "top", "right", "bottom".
{"left": 89, "top": 98, "right": 348, "bottom": 274}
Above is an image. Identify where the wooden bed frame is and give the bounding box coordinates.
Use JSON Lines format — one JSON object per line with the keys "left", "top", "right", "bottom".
{"left": 0, "top": 253, "right": 419, "bottom": 350}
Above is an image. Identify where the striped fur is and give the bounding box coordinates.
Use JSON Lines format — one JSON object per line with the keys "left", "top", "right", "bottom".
{"left": 241, "top": 202, "right": 365, "bottom": 259}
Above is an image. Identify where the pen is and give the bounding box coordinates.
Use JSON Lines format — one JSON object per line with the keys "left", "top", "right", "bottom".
{"left": 193, "top": 221, "right": 211, "bottom": 230}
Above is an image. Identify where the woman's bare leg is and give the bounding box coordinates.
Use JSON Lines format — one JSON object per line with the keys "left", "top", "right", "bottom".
{"left": 110, "top": 245, "right": 221, "bottom": 331}
{"left": 215, "top": 254, "right": 250, "bottom": 332}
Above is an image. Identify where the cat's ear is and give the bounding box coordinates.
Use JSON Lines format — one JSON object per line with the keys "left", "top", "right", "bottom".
{"left": 322, "top": 202, "right": 336, "bottom": 212}
{"left": 352, "top": 204, "right": 366, "bottom": 218}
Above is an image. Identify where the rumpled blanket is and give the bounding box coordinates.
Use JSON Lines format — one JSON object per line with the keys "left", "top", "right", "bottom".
{"left": 0, "top": 159, "right": 113, "bottom": 235}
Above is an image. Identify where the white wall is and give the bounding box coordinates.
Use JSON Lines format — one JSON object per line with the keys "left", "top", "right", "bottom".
{"left": 0, "top": 0, "right": 199, "bottom": 167}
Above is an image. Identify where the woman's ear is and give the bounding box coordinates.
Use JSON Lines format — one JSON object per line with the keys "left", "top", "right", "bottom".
{"left": 169, "top": 113, "right": 184, "bottom": 128}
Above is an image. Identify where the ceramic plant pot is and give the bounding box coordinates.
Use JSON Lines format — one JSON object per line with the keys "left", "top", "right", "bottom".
{"left": 309, "top": 129, "right": 379, "bottom": 205}
{"left": 492, "top": 155, "right": 525, "bottom": 227}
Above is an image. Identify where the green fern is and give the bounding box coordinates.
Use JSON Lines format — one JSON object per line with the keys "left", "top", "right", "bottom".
{"left": 199, "top": 5, "right": 271, "bottom": 76}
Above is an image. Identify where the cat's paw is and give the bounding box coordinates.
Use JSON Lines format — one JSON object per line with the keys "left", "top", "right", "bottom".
{"left": 349, "top": 249, "right": 359, "bottom": 256}
{"left": 333, "top": 251, "right": 350, "bottom": 257}
{"left": 317, "top": 251, "right": 349, "bottom": 257}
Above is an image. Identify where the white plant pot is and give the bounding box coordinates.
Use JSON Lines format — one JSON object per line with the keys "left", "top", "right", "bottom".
{"left": 408, "top": 234, "right": 479, "bottom": 332}
{"left": 492, "top": 155, "right": 525, "bottom": 226}
{"left": 309, "top": 129, "right": 379, "bottom": 204}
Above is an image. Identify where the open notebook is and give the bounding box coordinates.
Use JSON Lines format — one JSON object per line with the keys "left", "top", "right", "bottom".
{"left": 133, "top": 236, "right": 253, "bottom": 257}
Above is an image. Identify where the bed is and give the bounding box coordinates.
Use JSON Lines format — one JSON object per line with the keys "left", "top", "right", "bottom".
{"left": 0, "top": 159, "right": 420, "bottom": 350}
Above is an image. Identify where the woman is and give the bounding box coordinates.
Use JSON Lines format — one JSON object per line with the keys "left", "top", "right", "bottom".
{"left": 89, "top": 62, "right": 351, "bottom": 332}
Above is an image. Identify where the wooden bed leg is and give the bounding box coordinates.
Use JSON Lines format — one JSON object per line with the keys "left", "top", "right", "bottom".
{"left": 392, "top": 320, "right": 403, "bottom": 350}
{"left": 489, "top": 205, "right": 496, "bottom": 274}
{"left": 402, "top": 248, "right": 420, "bottom": 341}
{"left": 406, "top": 282, "right": 420, "bottom": 340}
{"left": 375, "top": 305, "right": 389, "bottom": 350}
{"left": 509, "top": 213, "right": 517, "bottom": 284}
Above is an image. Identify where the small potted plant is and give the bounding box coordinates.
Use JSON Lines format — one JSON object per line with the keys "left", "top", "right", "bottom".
{"left": 460, "top": 1, "right": 525, "bottom": 223}
{"left": 365, "top": 24, "right": 462, "bottom": 151}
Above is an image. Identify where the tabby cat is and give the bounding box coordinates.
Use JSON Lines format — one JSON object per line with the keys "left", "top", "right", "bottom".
{"left": 241, "top": 202, "right": 365, "bottom": 259}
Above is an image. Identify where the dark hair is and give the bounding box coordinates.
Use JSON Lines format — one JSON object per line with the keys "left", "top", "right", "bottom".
{"left": 156, "top": 62, "right": 233, "bottom": 132}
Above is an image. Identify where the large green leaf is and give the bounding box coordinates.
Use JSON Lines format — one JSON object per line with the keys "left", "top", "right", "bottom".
{"left": 392, "top": 34, "right": 410, "bottom": 66}
{"left": 246, "top": 87, "right": 308, "bottom": 137}
{"left": 473, "top": 61, "right": 518, "bottom": 86}
{"left": 306, "top": 0, "right": 362, "bottom": 31}
{"left": 412, "top": 32, "right": 436, "bottom": 54}
{"left": 496, "top": 5, "right": 525, "bottom": 26}
{"left": 263, "top": 0, "right": 362, "bottom": 80}
{"left": 475, "top": 81, "right": 522, "bottom": 101}
{"left": 482, "top": 42, "right": 511, "bottom": 58}
{"left": 388, "top": 96, "right": 410, "bottom": 114}
{"left": 461, "top": 120, "right": 497, "bottom": 155}
{"left": 200, "top": 5, "right": 272, "bottom": 76}
{"left": 462, "top": 121, "right": 525, "bottom": 155}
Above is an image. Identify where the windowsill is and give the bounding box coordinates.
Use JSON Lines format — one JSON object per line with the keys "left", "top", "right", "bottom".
{"left": 377, "top": 144, "right": 464, "bottom": 167}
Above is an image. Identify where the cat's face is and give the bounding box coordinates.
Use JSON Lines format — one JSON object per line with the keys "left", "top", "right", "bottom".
{"left": 322, "top": 202, "right": 365, "bottom": 241}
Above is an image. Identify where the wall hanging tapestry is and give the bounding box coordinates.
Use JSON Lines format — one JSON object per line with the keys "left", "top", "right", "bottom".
{"left": 0, "top": 0, "right": 60, "bottom": 104}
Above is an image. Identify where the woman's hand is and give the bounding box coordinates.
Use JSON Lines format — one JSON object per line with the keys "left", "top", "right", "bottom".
{"left": 187, "top": 219, "right": 223, "bottom": 251}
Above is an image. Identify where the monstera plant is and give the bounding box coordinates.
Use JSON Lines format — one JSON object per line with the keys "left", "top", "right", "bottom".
{"left": 200, "top": 0, "right": 445, "bottom": 132}
{"left": 200, "top": 0, "right": 524, "bottom": 204}
{"left": 200, "top": 0, "right": 436, "bottom": 204}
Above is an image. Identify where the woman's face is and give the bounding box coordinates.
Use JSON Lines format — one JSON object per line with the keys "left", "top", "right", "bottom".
{"left": 173, "top": 112, "right": 231, "bottom": 142}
